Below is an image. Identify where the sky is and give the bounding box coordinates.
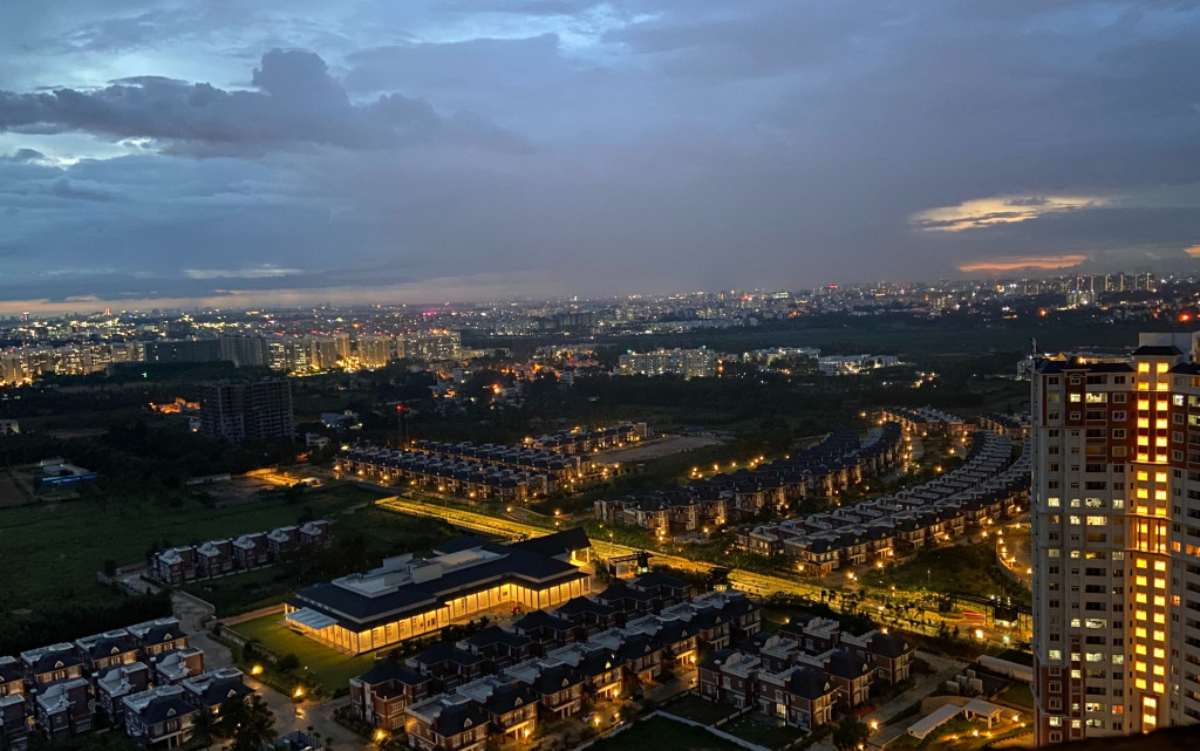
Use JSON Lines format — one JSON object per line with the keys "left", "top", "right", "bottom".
{"left": 2, "top": 0, "right": 1200, "bottom": 311}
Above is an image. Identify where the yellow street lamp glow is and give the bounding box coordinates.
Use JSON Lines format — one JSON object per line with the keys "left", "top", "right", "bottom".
{"left": 250, "top": 664, "right": 264, "bottom": 676}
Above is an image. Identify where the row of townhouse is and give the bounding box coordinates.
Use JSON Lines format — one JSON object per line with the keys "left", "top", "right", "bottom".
{"left": 150, "top": 519, "right": 331, "bottom": 585}
{"left": 738, "top": 432, "right": 1030, "bottom": 573}
{"left": 0, "top": 617, "right": 249, "bottom": 750}
{"left": 877, "top": 407, "right": 969, "bottom": 438}
{"left": 338, "top": 446, "right": 562, "bottom": 502}
{"left": 524, "top": 422, "right": 650, "bottom": 455}
{"left": 700, "top": 613, "right": 914, "bottom": 732}
{"left": 595, "top": 424, "right": 905, "bottom": 536}
{"left": 976, "top": 413, "right": 1029, "bottom": 441}
{"left": 349, "top": 576, "right": 761, "bottom": 750}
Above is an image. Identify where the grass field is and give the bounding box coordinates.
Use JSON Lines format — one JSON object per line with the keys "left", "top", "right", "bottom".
{"left": 723, "top": 713, "right": 805, "bottom": 749}
{"left": 230, "top": 613, "right": 377, "bottom": 693}
{"left": 587, "top": 716, "right": 742, "bottom": 751}
{"left": 0, "top": 482, "right": 387, "bottom": 611}
{"left": 662, "top": 694, "right": 738, "bottom": 725}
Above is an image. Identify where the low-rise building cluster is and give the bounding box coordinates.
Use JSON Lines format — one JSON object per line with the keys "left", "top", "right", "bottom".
{"left": 523, "top": 422, "right": 650, "bottom": 455}
{"left": 349, "top": 574, "right": 760, "bottom": 750}
{"left": 737, "top": 431, "right": 1029, "bottom": 573}
{"left": 877, "top": 407, "right": 968, "bottom": 437}
{"left": 338, "top": 439, "right": 614, "bottom": 501}
{"left": 150, "top": 519, "right": 331, "bottom": 585}
{"left": 976, "top": 413, "right": 1028, "bottom": 440}
{"left": 595, "top": 424, "right": 904, "bottom": 536}
{"left": 0, "top": 617, "right": 252, "bottom": 750}
{"left": 700, "top": 614, "right": 915, "bottom": 731}
{"left": 817, "top": 354, "right": 901, "bottom": 376}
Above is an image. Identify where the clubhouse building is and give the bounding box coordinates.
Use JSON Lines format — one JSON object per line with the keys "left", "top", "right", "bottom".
{"left": 285, "top": 530, "right": 593, "bottom": 655}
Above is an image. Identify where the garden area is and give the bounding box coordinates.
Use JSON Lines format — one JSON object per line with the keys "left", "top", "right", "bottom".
{"left": 586, "top": 716, "right": 742, "bottom": 751}
{"left": 862, "top": 543, "right": 1031, "bottom": 606}
{"left": 662, "top": 694, "right": 739, "bottom": 725}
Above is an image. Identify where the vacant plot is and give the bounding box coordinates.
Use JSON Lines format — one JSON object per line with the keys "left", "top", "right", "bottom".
{"left": 588, "top": 716, "right": 741, "bottom": 751}
{"left": 231, "top": 613, "right": 377, "bottom": 693}
{"left": 0, "top": 482, "right": 387, "bottom": 611}
{"left": 0, "top": 472, "right": 28, "bottom": 508}
{"left": 591, "top": 434, "right": 724, "bottom": 464}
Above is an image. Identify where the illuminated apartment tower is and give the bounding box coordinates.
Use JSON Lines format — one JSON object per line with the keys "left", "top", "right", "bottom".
{"left": 1032, "top": 332, "right": 1200, "bottom": 744}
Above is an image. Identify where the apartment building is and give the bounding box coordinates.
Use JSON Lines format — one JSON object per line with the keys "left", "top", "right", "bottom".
{"left": 198, "top": 378, "right": 294, "bottom": 443}
{"left": 617, "top": 347, "right": 720, "bottom": 379}
{"left": 1031, "top": 332, "right": 1200, "bottom": 743}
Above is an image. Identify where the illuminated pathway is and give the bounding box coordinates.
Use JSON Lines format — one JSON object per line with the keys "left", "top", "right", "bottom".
{"left": 375, "top": 497, "right": 1030, "bottom": 645}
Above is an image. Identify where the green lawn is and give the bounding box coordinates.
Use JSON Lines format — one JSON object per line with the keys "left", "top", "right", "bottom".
{"left": 588, "top": 716, "right": 742, "bottom": 751}
{"left": 0, "top": 482, "right": 386, "bottom": 611}
{"left": 863, "top": 543, "right": 1030, "bottom": 604}
{"left": 231, "top": 613, "right": 377, "bottom": 693}
{"left": 662, "top": 694, "right": 738, "bottom": 725}
{"left": 723, "top": 713, "right": 806, "bottom": 750}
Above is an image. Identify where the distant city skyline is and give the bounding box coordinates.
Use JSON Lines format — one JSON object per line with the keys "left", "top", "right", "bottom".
{"left": 2, "top": 2, "right": 1200, "bottom": 311}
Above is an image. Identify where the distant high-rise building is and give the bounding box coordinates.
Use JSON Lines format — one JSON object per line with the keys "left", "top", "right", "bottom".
{"left": 218, "top": 334, "right": 268, "bottom": 368}
{"left": 267, "top": 339, "right": 310, "bottom": 373}
{"left": 199, "top": 379, "right": 294, "bottom": 443}
{"left": 144, "top": 339, "right": 221, "bottom": 364}
{"left": 308, "top": 337, "right": 341, "bottom": 370}
{"left": 356, "top": 336, "right": 392, "bottom": 368}
{"left": 617, "top": 347, "right": 719, "bottom": 379}
{"left": 1031, "top": 331, "right": 1200, "bottom": 743}
{"left": 401, "top": 330, "right": 462, "bottom": 362}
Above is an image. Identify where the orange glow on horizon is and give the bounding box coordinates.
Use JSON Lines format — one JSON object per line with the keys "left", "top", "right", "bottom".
{"left": 959, "top": 254, "right": 1088, "bottom": 273}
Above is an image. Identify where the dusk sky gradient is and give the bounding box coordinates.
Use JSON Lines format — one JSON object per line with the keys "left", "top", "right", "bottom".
{"left": 2, "top": 1, "right": 1200, "bottom": 310}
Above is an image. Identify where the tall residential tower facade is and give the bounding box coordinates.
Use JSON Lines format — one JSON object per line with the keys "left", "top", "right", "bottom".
{"left": 1032, "top": 332, "right": 1200, "bottom": 744}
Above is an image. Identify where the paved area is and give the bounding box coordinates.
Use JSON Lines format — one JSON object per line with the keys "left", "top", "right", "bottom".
{"left": 172, "top": 593, "right": 366, "bottom": 749}
{"left": 590, "top": 434, "right": 723, "bottom": 464}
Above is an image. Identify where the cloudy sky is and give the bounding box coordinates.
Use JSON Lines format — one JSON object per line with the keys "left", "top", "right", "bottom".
{"left": 2, "top": 0, "right": 1200, "bottom": 311}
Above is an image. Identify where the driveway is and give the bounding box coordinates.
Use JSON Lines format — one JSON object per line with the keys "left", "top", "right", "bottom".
{"left": 172, "top": 593, "right": 368, "bottom": 750}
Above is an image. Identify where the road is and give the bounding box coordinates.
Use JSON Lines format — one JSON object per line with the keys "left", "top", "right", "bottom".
{"left": 374, "top": 497, "right": 1023, "bottom": 646}
{"left": 172, "top": 592, "right": 363, "bottom": 749}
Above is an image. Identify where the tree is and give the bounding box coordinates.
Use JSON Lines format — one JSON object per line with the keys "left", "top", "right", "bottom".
{"left": 219, "top": 695, "right": 278, "bottom": 751}
{"left": 832, "top": 717, "right": 870, "bottom": 751}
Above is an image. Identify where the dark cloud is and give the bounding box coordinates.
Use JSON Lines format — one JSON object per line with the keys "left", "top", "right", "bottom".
{"left": 1, "top": 148, "right": 44, "bottom": 162}
{"left": 1, "top": 0, "right": 1200, "bottom": 308}
{"left": 0, "top": 48, "right": 525, "bottom": 156}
